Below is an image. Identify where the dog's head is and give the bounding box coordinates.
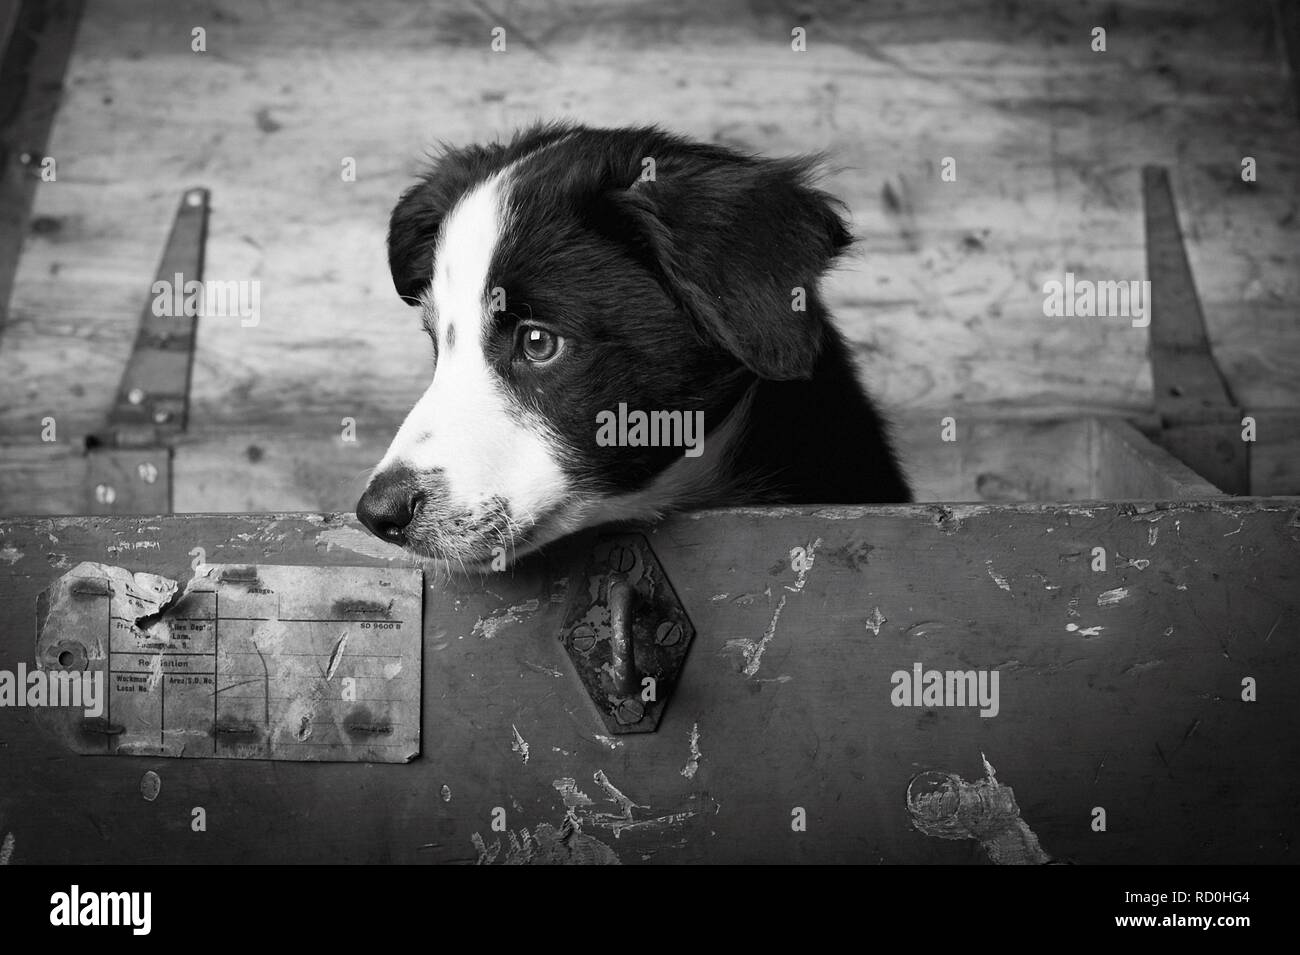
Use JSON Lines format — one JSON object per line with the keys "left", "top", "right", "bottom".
{"left": 357, "top": 123, "right": 851, "bottom": 565}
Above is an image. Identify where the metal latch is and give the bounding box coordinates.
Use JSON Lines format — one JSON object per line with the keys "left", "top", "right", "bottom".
{"left": 558, "top": 534, "right": 695, "bottom": 735}
{"left": 84, "top": 188, "right": 209, "bottom": 513}
{"left": 1142, "top": 166, "right": 1247, "bottom": 494}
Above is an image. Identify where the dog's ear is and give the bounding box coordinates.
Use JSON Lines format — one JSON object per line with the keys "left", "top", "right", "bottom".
{"left": 387, "top": 144, "right": 509, "bottom": 305}
{"left": 609, "top": 152, "right": 852, "bottom": 380}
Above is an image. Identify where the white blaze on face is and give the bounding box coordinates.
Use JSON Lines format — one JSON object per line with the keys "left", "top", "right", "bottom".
{"left": 376, "top": 172, "right": 570, "bottom": 531}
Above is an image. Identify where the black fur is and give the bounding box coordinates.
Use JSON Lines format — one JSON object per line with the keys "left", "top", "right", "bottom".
{"left": 385, "top": 122, "right": 911, "bottom": 517}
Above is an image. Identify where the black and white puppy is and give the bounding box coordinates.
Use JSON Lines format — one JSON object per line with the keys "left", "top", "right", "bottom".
{"left": 357, "top": 123, "right": 910, "bottom": 565}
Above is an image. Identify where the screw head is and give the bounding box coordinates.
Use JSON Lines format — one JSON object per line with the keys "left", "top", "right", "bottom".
{"left": 94, "top": 484, "right": 116, "bottom": 505}
{"left": 153, "top": 409, "right": 171, "bottom": 424}
{"left": 614, "top": 697, "right": 644, "bottom": 725}
{"left": 127, "top": 387, "right": 145, "bottom": 405}
{"left": 185, "top": 190, "right": 204, "bottom": 207}
{"left": 571, "top": 625, "right": 597, "bottom": 653}
{"left": 607, "top": 545, "right": 635, "bottom": 574}
{"left": 137, "top": 461, "right": 159, "bottom": 484}
{"left": 654, "top": 621, "right": 682, "bottom": 647}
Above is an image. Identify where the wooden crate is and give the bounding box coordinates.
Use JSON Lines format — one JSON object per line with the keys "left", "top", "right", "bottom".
{"left": 0, "top": 497, "right": 1295, "bottom": 864}
{"left": 0, "top": 0, "right": 1297, "bottom": 867}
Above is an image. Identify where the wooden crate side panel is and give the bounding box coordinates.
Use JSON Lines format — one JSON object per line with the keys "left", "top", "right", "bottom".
{"left": 0, "top": 501, "right": 1296, "bottom": 863}
{"left": 1090, "top": 418, "right": 1224, "bottom": 500}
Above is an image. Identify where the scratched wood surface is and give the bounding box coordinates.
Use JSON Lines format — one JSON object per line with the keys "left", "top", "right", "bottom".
{"left": 0, "top": 501, "right": 1296, "bottom": 863}
{"left": 0, "top": 0, "right": 1298, "bottom": 507}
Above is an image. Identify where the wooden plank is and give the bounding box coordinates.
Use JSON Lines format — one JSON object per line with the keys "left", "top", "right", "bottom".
{"left": 0, "top": 442, "right": 85, "bottom": 515}
{"left": 0, "top": 416, "right": 1122, "bottom": 515}
{"left": 896, "top": 415, "right": 1095, "bottom": 502}
{"left": 6, "top": 411, "right": 1292, "bottom": 517}
{"left": 0, "top": 501, "right": 1296, "bottom": 863}
{"left": 1090, "top": 418, "right": 1223, "bottom": 500}
{"left": 1253, "top": 408, "right": 1300, "bottom": 496}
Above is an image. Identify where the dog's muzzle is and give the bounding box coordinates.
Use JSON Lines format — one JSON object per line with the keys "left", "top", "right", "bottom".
{"left": 356, "top": 465, "right": 429, "bottom": 545}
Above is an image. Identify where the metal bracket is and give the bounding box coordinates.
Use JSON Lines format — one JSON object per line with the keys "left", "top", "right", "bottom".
{"left": 558, "top": 534, "right": 695, "bottom": 735}
{"left": 84, "top": 188, "right": 208, "bottom": 513}
{"left": 1142, "top": 166, "right": 1247, "bottom": 494}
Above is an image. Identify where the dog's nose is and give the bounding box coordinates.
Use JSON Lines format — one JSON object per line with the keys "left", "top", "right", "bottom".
{"left": 356, "top": 467, "right": 422, "bottom": 542}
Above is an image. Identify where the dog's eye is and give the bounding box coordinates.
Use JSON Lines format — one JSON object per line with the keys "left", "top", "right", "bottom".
{"left": 517, "top": 325, "right": 562, "bottom": 363}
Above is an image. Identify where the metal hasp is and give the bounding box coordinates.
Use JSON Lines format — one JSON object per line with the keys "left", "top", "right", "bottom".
{"left": 558, "top": 534, "right": 695, "bottom": 735}
{"left": 1142, "top": 167, "right": 1248, "bottom": 494}
{"left": 84, "top": 188, "right": 209, "bottom": 514}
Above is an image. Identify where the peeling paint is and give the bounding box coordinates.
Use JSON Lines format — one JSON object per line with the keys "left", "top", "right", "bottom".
{"left": 555, "top": 770, "right": 708, "bottom": 839}
{"left": 725, "top": 593, "right": 787, "bottom": 677}
{"left": 0, "top": 546, "right": 23, "bottom": 566}
{"left": 1097, "top": 587, "right": 1129, "bottom": 607}
{"left": 785, "top": 537, "right": 822, "bottom": 592}
{"left": 593, "top": 734, "right": 622, "bottom": 750}
{"left": 511, "top": 724, "right": 530, "bottom": 764}
{"left": 105, "top": 539, "right": 161, "bottom": 555}
{"left": 686, "top": 502, "right": 1148, "bottom": 522}
{"left": 525, "top": 660, "right": 563, "bottom": 678}
{"left": 907, "top": 755, "right": 1051, "bottom": 864}
{"left": 1065, "top": 623, "right": 1105, "bottom": 637}
{"left": 0, "top": 832, "right": 12, "bottom": 865}
{"left": 864, "top": 606, "right": 887, "bottom": 636}
{"left": 470, "top": 831, "right": 499, "bottom": 864}
{"left": 594, "top": 770, "right": 643, "bottom": 820}
{"left": 681, "top": 723, "right": 702, "bottom": 779}
{"left": 440, "top": 785, "right": 452, "bottom": 802}
{"left": 472, "top": 599, "right": 541, "bottom": 640}
{"left": 553, "top": 777, "right": 594, "bottom": 822}
{"left": 985, "top": 561, "right": 1012, "bottom": 594}
{"left": 1148, "top": 526, "right": 1159, "bottom": 546}
{"left": 318, "top": 525, "right": 404, "bottom": 561}
{"left": 475, "top": 822, "right": 620, "bottom": 865}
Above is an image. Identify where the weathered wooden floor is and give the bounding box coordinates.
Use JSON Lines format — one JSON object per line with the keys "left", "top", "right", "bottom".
{"left": 1, "top": 0, "right": 1297, "bottom": 510}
